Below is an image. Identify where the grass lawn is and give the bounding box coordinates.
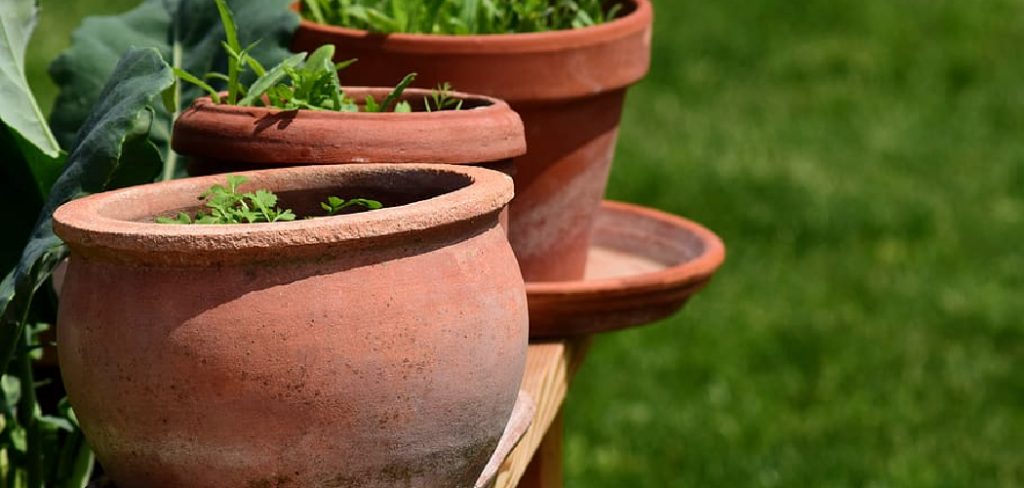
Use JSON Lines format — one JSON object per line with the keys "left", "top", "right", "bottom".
{"left": 26, "top": 0, "right": 1024, "bottom": 486}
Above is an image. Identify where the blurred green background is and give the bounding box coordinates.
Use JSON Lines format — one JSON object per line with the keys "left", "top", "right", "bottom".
{"left": 26, "top": 0, "right": 1024, "bottom": 486}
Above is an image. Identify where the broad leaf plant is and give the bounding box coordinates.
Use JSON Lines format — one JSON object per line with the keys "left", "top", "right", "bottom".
{"left": 0, "top": 0, "right": 309, "bottom": 486}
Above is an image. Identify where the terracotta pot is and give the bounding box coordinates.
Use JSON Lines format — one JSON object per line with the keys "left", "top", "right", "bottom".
{"left": 53, "top": 164, "right": 527, "bottom": 488}
{"left": 172, "top": 87, "right": 526, "bottom": 175}
{"left": 291, "top": 0, "right": 654, "bottom": 281}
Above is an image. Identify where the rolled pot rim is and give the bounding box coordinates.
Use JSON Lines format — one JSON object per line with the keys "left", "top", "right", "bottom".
{"left": 173, "top": 86, "right": 527, "bottom": 166}
{"left": 52, "top": 164, "right": 513, "bottom": 261}
{"left": 186, "top": 86, "right": 514, "bottom": 120}
{"left": 294, "top": 0, "right": 652, "bottom": 52}
{"left": 527, "top": 201, "right": 726, "bottom": 295}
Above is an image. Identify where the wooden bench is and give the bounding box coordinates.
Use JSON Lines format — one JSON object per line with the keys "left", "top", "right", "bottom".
{"left": 494, "top": 339, "right": 590, "bottom": 488}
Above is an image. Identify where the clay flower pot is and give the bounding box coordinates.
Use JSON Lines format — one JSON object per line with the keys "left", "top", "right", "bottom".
{"left": 172, "top": 87, "right": 526, "bottom": 176}
{"left": 291, "top": 0, "right": 654, "bottom": 282}
{"left": 53, "top": 164, "right": 527, "bottom": 488}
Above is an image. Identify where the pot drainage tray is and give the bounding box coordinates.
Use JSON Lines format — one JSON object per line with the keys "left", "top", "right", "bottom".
{"left": 526, "top": 201, "right": 726, "bottom": 338}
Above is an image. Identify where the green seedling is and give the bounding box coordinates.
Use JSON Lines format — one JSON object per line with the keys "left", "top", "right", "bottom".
{"left": 157, "top": 176, "right": 384, "bottom": 224}
{"left": 156, "top": 175, "right": 297, "bottom": 224}
{"left": 363, "top": 73, "right": 417, "bottom": 113}
{"left": 301, "top": 0, "right": 623, "bottom": 34}
{"left": 174, "top": 0, "right": 437, "bottom": 113}
{"left": 321, "top": 196, "right": 385, "bottom": 215}
{"left": 425, "top": 82, "right": 463, "bottom": 112}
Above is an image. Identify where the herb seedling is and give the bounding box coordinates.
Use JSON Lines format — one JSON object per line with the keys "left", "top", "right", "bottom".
{"left": 424, "top": 83, "right": 463, "bottom": 112}
{"left": 174, "top": 0, "right": 423, "bottom": 113}
{"left": 321, "top": 196, "right": 384, "bottom": 215}
{"left": 363, "top": 73, "right": 417, "bottom": 113}
{"left": 157, "top": 176, "right": 384, "bottom": 224}
{"left": 301, "top": 0, "right": 623, "bottom": 34}
{"left": 157, "top": 175, "right": 297, "bottom": 224}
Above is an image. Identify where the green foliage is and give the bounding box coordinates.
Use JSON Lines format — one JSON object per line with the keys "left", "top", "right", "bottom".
{"left": 48, "top": 0, "right": 300, "bottom": 180}
{"left": 14, "top": 0, "right": 1024, "bottom": 487}
{"left": 0, "top": 0, "right": 66, "bottom": 231}
{"left": 0, "top": 127, "right": 49, "bottom": 281}
{"left": 320, "top": 196, "right": 384, "bottom": 215}
{"left": 0, "top": 0, "right": 66, "bottom": 276}
{"left": 157, "top": 176, "right": 384, "bottom": 224}
{"left": 424, "top": 82, "right": 463, "bottom": 112}
{"left": 1, "top": 47, "right": 174, "bottom": 488}
{"left": 370, "top": 73, "right": 416, "bottom": 113}
{"left": 171, "top": 68, "right": 221, "bottom": 105}
{"left": 300, "top": 0, "right": 622, "bottom": 34}
{"left": 214, "top": 0, "right": 245, "bottom": 105}
{"left": 22, "top": 0, "right": 139, "bottom": 116}
{"left": 176, "top": 1, "right": 417, "bottom": 113}
{"left": 156, "top": 176, "right": 297, "bottom": 224}
{"left": 2, "top": 45, "right": 173, "bottom": 376}
{"left": 2, "top": 331, "right": 94, "bottom": 488}
{"left": 0, "top": 0, "right": 62, "bottom": 163}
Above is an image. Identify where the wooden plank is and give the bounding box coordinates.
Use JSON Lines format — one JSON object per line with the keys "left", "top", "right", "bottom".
{"left": 492, "top": 343, "right": 567, "bottom": 488}
{"left": 493, "top": 339, "right": 589, "bottom": 488}
{"left": 518, "top": 412, "right": 564, "bottom": 488}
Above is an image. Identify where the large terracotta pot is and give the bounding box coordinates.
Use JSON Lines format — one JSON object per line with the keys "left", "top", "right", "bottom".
{"left": 53, "top": 164, "right": 527, "bottom": 488}
{"left": 172, "top": 87, "right": 526, "bottom": 175}
{"left": 291, "top": 0, "right": 654, "bottom": 282}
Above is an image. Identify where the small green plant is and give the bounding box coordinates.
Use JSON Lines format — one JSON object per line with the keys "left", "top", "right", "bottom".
{"left": 362, "top": 73, "right": 417, "bottom": 113}
{"left": 175, "top": 0, "right": 423, "bottom": 113}
{"left": 424, "top": 83, "right": 463, "bottom": 112}
{"left": 156, "top": 176, "right": 383, "bottom": 224}
{"left": 321, "top": 197, "right": 384, "bottom": 215}
{"left": 156, "top": 175, "right": 296, "bottom": 224}
{"left": 301, "top": 0, "right": 623, "bottom": 34}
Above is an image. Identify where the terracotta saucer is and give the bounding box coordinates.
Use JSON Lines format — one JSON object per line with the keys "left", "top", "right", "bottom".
{"left": 526, "top": 201, "right": 726, "bottom": 338}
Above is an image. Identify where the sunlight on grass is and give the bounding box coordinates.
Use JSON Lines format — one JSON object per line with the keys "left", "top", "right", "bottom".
{"left": 567, "top": 0, "right": 1024, "bottom": 486}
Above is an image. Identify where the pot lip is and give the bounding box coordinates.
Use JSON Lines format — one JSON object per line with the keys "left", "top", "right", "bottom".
{"left": 294, "top": 0, "right": 652, "bottom": 52}
{"left": 184, "top": 86, "right": 517, "bottom": 121}
{"left": 52, "top": 163, "right": 513, "bottom": 256}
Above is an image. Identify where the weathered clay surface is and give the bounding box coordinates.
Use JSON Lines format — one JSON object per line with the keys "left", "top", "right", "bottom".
{"left": 83, "top": 390, "right": 536, "bottom": 488}
{"left": 474, "top": 390, "right": 535, "bottom": 488}
{"left": 292, "top": 0, "right": 653, "bottom": 282}
{"left": 526, "top": 201, "right": 726, "bottom": 337}
{"left": 172, "top": 87, "right": 525, "bottom": 170}
{"left": 54, "top": 164, "right": 528, "bottom": 488}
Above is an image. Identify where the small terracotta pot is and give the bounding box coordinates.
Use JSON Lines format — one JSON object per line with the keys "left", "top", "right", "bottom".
{"left": 172, "top": 87, "right": 526, "bottom": 175}
{"left": 53, "top": 164, "right": 528, "bottom": 488}
{"left": 291, "top": 0, "right": 654, "bottom": 282}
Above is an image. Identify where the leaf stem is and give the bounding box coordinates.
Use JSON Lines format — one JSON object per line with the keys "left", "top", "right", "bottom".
{"left": 15, "top": 330, "right": 42, "bottom": 488}
{"left": 163, "top": 1, "right": 185, "bottom": 182}
{"left": 56, "top": 427, "right": 94, "bottom": 488}
{"left": 215, "top": 0, "right": 243, "bottom": 105}
{"left": 0, "top": 281, "right": 33, "bottom": 377}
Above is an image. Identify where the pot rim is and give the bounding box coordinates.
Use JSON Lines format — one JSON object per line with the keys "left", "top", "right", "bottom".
{"left": 172, "top": 87, "right": 527, "bottom": 165}
{"left": 52, "top": 164, "right": 513, "bottom": 261}
{"left": 294, "top": 0, "right": 652, "bottom": 53}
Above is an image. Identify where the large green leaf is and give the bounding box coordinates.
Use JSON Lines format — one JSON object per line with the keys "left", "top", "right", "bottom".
{"left": 0, "top": 0, "right": 65, "bottom": 310}
{"left": 49, "top": 0, "right": 300, "bottom": 179}
{"left": 0, "top": 0, "right": 64, "bottom": 195}
{"left": 0, "top": 47, "right": 174, "bottom": 375}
